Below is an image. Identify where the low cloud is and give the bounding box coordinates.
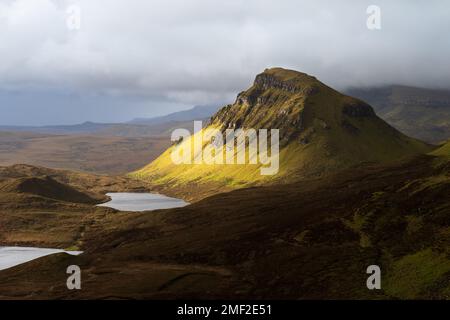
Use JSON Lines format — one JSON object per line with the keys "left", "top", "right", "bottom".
{"left": 0, "top": 0, "right": 449, "bottom": 124}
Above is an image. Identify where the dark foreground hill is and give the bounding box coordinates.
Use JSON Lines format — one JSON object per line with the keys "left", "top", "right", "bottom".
{"left": 0, "top": 164, "right": 147, "bottom": 194}
{"left": 0, "top": 164, "right": 148, "bottom": 248}
{"left": 0, "top": 176, "right": 100, "bottom": 204}
{"left": 0, "top": 164, "right": 149, "bottom": 210}
{"left": 0, "top": 152, "right": 448, "bottom": 299}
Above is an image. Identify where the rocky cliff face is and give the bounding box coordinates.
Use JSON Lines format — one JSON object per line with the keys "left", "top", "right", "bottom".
{"left": 253, "top": 71, "right": 319, "bottom": 95}
{"left": 347, "top": 85, "right": 450, "bottom": 143}
{"left": 209, "top": 68, "right": 377, "bottom": 147}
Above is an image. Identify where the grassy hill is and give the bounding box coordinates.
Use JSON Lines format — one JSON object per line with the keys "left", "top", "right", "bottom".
{"left": 132, "top": 68, "right": 432, "bottom": 198}
{"left": 347, "top": 85, "right": 450, "bottom": 143}
{"left": 0, "top": 164, "right": 149, "bottom": 248}
{"left": 0, "top": 153, "right": 448, "bottom": 299}
{"left": 0, "top": 176, "right": 100, "bottom": 204}
{"left": 0, "top": 164, "right": 148, "bottom": 198}
{"left": 432, "top": 141, "right": 450, "bottom": 157}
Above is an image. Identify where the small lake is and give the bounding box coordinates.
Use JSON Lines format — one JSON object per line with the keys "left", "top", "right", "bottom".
{"left": 0, "top": 193, "right": 187, "bottom": 271}
{"left": 0, "top": 247, "right": 82, "bottom": 271}
{"left": 97, "top": 192, "right": 189, "bottom": 212}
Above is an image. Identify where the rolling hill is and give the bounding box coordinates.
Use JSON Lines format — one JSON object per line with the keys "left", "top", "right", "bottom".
{"left": 347, "top": 85, "right": 450, "bottom": 143}
{"left": 0, "top": 152, "right": 448, "bottom": 299}
{"left": 0, "top": 164, "right": 148, "bottom": 196}
{"left": 0, "top": 176, "right": 100, "bottom": 204}
{"left": 132, "top": 68, "right": 432, "bottom": 197}
{"left": 0, "top": 164, "right": 149, "bottom": 248}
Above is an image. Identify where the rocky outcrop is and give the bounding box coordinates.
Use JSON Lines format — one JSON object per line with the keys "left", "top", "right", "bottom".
{"left": 209, "top": 69, "right": 378, "bottom": 147}
{"left": 342, "top": 100, "right": 375, "bottom": 118}
{"left": 254, "top": 72, "right": 319, "bottom": 95}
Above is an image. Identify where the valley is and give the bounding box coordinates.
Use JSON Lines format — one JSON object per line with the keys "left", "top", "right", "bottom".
{"left": 1, "top": 0, "right": 449, "bottom": 306}
{"left": 0, "top": 68, "right": 448, "bottom": 300}
{"left": 0, "top": 132, "right": 170, "bottom": 175}
{"left": 0, "top": 104, "right": 216, "bottom": 175}
{"left": 0, "top": 152, "right": 448, "bottom": 299}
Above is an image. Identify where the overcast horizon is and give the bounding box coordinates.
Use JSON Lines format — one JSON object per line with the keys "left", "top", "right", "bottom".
{"left": 1, "top": 0, "right": 449, "bottom": 125}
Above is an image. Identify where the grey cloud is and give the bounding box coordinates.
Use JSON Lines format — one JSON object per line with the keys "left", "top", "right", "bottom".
{"left": 0, "top": 0, "right": 449, "bottom": 125}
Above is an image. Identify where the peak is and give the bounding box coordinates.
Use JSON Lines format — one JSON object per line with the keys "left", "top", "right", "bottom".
{"left": 252, "top": 68, "right": 320, "bottom": 95}
{"left": 262, "top": 67, "right": 312, "bottom": 78}
{"left": 259, "top": 67, "right": 318, "bottom": 83}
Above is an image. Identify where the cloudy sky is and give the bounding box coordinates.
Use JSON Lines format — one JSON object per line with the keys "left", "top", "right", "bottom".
{"left": 0, "top": 0, "right": 449, "bottom": 125}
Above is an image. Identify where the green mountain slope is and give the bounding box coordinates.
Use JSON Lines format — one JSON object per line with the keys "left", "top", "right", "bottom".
{"left": 432, "top": 141, "right": 450, "bottom": 158}
{"left": 132, "top": 68, "right": 432, "bottom": 195}
{"left": 347, "top": 85, "right": 450, "bottom": 143}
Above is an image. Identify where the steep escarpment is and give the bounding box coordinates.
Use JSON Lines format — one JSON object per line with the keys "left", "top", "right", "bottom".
{"left": 209, "top": 68, "right": 378, "bottom": 147}
{"left": 348, "top": 85, "right": 450, "bottom": 143}
{"left": 132, "top": 68, "right": 432, "bottom": 198}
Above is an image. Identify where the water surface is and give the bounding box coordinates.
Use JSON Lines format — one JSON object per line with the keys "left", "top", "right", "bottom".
{"left": 0, "top": 247, "right": 82, "bottom": 271}
{"left": 0, "top": 193, "right": 187, "bottom": 271}
{"left": 97, "top": 192, "right": 189, "bottom": 212}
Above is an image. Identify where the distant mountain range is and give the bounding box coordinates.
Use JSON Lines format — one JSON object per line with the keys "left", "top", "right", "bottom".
{"left": 2, "top": 87, "right": 450, "bottom": 145}
{"left": 347, "top": 85, "right": 450, "bottom": 143}
{"left": 129, "top": 105, "right": 219, "bottom": 125}
{"left": 0, "top": 105, "right": 219, "bottom": 137}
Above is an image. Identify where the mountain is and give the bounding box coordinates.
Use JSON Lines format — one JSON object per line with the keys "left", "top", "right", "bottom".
{"left": 132, "top": 68, "right": 432, "bottom": 198}
{"left": 130, "top": 105, "right": 219, "bottom": 125}
{"left": 347, "top": 85, "right": 450, "bottom": 143}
